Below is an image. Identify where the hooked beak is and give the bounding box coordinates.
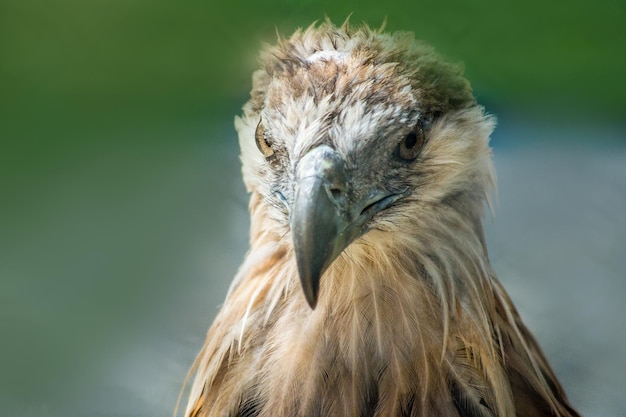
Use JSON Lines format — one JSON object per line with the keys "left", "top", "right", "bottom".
{"left": 290, "top": 145, "right": 410, "bottom": 309}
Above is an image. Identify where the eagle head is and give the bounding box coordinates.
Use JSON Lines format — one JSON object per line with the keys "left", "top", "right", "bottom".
{"left": 235, "top": 21, "right": 496, "bottom": 309}
{"left": 183, "top": 21, "right": 579, "bottom": 417}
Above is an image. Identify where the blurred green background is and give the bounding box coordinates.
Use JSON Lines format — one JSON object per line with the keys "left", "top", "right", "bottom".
{"left": 1, "top": 0, "right": 624, "bottom": 416}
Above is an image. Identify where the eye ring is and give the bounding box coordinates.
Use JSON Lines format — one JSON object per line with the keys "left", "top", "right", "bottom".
{"left": 255, "top": 119, "right": 275, "bottom": 159}
{"left": 397, "top": 126, "right": 426, "bottom": 161}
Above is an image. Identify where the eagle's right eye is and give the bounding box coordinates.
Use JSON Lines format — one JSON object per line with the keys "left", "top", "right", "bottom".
{"left": 255, "top": 119, "right": 275, "bottom": 159}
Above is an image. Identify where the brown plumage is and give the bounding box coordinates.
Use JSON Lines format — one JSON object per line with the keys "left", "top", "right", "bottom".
{"left": 182, "top": 21, "right": 580, "bottom": 417}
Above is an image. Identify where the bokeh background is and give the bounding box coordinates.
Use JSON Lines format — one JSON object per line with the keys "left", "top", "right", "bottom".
{"left": 1, "top": 1, "right": 624, "bottom": 416}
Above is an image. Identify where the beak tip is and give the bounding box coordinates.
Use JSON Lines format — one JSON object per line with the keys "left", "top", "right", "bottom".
{"left": 305, "top": 295, "right": 318, "bottom": 310}
{"left": 298, "top": 269, "right": 320, "bottom": 310}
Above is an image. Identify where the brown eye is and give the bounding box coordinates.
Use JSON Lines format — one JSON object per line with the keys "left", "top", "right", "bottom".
{"left": 255, "top": 119, "right": 275, "bottom": 159}
{"left": 397, "top": 127, "right": 425, "bottom": 161}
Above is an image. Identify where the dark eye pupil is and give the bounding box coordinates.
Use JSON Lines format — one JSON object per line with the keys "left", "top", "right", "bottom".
{"left": 404, "top": 132, "right": 417, "bottom": 149}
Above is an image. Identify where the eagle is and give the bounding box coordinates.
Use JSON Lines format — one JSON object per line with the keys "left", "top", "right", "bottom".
{"left": 182, "top": 21, "right": 580, "bottom": 417}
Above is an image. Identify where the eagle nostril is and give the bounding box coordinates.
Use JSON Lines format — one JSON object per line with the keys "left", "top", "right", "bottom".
{"left": 326, "top": 184, "right": 347, "bottom": 208}
{"left": 330, "top": 187, "right": 342, "bottom": 200}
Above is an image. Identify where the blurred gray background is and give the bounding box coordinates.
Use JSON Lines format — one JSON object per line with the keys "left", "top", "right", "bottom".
{"left": 1, "top": 1, "right": 624, "bottom": 416}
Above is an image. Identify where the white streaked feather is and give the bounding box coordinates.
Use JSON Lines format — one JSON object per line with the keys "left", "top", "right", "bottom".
{"left": 306, "top": 50, "right": 348, "bottom": 63}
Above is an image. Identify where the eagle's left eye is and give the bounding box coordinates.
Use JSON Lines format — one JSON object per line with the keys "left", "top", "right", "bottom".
{"left": 255, "top": 119, "right": 275, "bottom": 159}
{"left": 397, "top": 126, "right": 425, "bottom": 161}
